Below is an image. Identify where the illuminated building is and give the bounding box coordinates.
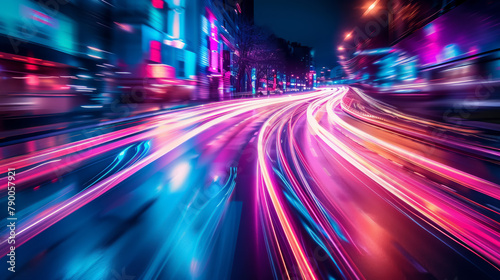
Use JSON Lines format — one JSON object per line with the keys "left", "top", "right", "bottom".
{"left": 111, "top": 0, "right": 198, "bottom": 101}
{"left": 198, "top": 0, "right": 253, "bottom": 100}
{"left": 0, "top": 0, "right": 114, "bottom": 111}
{"left": 279, "top": 40, "right": 314, "bottom": 91}
{"left": 337, "top": 0, "right": 493, "bottom": 88}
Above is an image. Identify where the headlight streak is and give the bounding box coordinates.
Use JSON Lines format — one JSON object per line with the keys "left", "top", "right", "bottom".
{"left": 306, "top": 87, "right": 500, "bottom": 272}
{"left": 0, "top": 90, "right": 328, "bottom": 257}
{"left": 277, "top": 103, "right": 359, "bottom": 279}
{"left": 351, "top": 87, "right": 479, "bottom": 135}
{"left": 329, "top": 93, "right": 500, "bottom": 265}
{"left": 0, "top": 96, "right": 278, "bottom": 175}
{"left": 257, "top": 88, "right": 364, "bottom": 280}
{"left": 0, "top": 97, "right": 299, "bottom": 190}
{"left": 141, "top": 167, "right": 239, "bottom": 280}
{"left": 0, "top": 141, "right": 152, "bottom": 252}
{"left": 3, "top": 86, "right": 500, "bottom": 278}
{"left": 284, "top": 98, "right": 363, "bottom": 280}
{"left": 257, "top": 93, "right": 331, "bottom": 280}
{"left": 329, "top": 95, "right": 500, "bottom": 201}
{"left": 343, "top": 89, "right": 500, "bottom": 161}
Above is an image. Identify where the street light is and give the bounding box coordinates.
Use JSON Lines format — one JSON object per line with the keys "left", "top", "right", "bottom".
{"left": 338, "top": 46, "right": 344, "bottom": 51}
{"left": 363, "top": 0, "right": 379, "bottom": 16}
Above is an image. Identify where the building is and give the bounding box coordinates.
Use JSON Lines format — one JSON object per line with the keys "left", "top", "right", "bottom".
{"left": 282, "top": 41, "right": 314, "bottom": 91}
{"left": 198, "top": 0, "right": 254, "bottom": 99}
{"left": 111, "top": 0, "right": 199, "bottom": 102}
{"left": 0, "top": 0, "right": 115, "bottom": 115}
{"left": 0, "top": 0, "right": 258, "bottom": 109}
{"left": 336, "top": 0, "right": 488, "bottom": 87}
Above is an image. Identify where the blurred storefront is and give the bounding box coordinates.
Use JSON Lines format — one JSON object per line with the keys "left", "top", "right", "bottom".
{"left": 340, "top": 0, "right": 500, "bottom": 91}
{"left": 0, "top": 0, "right": 253, "bottom": 113}
{"left": 111, "top": 0, "right": 198, "bottom": 102}
{"left": 198, "top": 0, "right": 241, "bottom": 100}
{"left": 0, "top": 0, "right": 114, "bottom": 115}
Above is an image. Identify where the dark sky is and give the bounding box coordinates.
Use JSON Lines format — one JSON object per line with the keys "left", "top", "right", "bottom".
{"left": 255, "top": 0, "right": 359, "bottom": 68}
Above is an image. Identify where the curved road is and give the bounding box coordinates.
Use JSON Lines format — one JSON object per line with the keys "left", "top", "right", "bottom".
{"left": 1, "top": 87, "right": 500, "bottom": 279}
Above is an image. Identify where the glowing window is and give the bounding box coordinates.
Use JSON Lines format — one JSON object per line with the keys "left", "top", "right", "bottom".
{"left": 152, "top": 0, "right": 164, "bottom": 9}
{"left": 150, "top": 41, "right": 161, "bottom": 63}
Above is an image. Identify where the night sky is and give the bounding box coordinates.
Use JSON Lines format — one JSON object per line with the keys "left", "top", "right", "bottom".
{"left": 255, "top": 0, "right": 359, "bottom": 69}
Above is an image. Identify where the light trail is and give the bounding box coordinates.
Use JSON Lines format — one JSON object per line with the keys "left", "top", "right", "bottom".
{"left": 2, "top": 87, "right": 500, "bottom": 279}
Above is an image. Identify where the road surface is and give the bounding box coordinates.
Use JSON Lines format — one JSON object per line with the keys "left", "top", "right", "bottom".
{"left": 1, "top": 87, "right": 500, "bottom": 279}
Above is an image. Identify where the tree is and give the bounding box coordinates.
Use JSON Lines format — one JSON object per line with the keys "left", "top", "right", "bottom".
{"left": 233, "top": 20, "right": 285, "bottom": 93}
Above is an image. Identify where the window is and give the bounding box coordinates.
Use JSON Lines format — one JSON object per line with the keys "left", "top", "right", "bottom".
{"left": 152, "top": 0, "right": 164, "bottom": 9}
{"left": 178, "top": 60, "right": 185, "bottom": 77}
{"left": 150, "top": 40, "right": 161, "bottom": 63}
